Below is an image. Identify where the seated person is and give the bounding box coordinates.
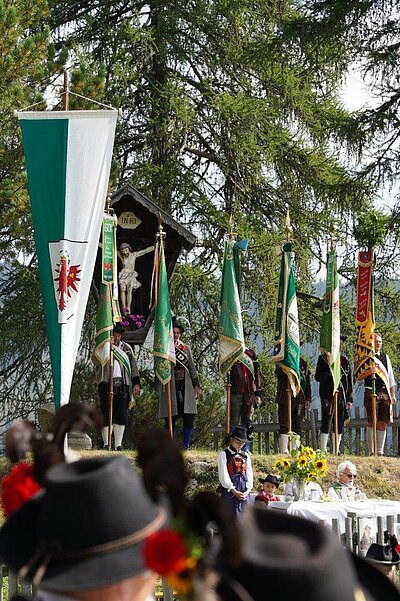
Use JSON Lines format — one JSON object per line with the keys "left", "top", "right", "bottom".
{"left": 328, "top": 460, "right": 366, "bottom": 501}
{"left": 254, "top": 475, "right": 280, "bottom": 506}
{"left": 283, "top": 479, "right": 323, "bottom": 501}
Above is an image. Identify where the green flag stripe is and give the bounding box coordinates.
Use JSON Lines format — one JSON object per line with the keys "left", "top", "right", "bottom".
{"left": 19, "top": 119, "right": 69, "bottom": 404}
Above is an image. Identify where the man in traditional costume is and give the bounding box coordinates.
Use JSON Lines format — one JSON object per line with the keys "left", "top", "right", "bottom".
{"left": 93, "top": 322, "right": 141, "bottom": 450}
{"left": 275, "top": 356, "right": 311, "bottom": 453}
{"left": 315, "top": 335, "right": 353, "bottom": 453}
{"left": 229, "top": 348, "right": 262, "bottom": 433}
{"left": 364, "top": 332, "right": 397, "bottom": 455}
{"left": 158, "top": 316, "right": 201, "bottom": 450}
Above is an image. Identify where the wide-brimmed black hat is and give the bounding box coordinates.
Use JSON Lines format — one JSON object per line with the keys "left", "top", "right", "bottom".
{"left": 258, "top": 475, "right": 280, "bottom": 487}
{"left": 0, "top": 456, "right": 165, "bottom": 592}
{"left": 227, "top": 425, "right": 250, "bottom": 443}
{"left": 366, "top": 543, "right": 400, "bottom": 566}
{"left": 217, "top": 506, "right": 400, "bottom": 601}
{"left": 172, "top": 316, "right": 185, "bottom": 332}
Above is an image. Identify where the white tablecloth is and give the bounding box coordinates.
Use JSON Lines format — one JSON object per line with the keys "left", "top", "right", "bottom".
{"left": 268, "top": 499, "right": 400, "bottom": 533}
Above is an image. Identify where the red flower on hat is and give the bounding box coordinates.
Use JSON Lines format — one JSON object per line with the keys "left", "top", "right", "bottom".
{"left": 143, "top": 528, "right": 187, "bottom": 575}
{"left": 1, "top": 462, "right": 41, "bottom": 518}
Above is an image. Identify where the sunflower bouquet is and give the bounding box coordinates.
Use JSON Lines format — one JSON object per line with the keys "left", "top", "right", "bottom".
{"left": 273, "top": 443, "right": 327, "bottom": 487}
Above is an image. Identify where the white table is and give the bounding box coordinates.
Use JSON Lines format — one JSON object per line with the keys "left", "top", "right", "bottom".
{"left": 268, "top": 499, "right": 400, "bottom": 533}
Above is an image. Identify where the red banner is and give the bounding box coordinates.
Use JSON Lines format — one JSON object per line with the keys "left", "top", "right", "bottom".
{"left": 354, "top": 250, "right": 375, "bottom": 382}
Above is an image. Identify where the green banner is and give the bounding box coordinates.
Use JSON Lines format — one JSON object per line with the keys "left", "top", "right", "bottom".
{"left": 272, "top": 242, "right": 300, "bottom": 396}
{"left": 153, "top": 238, "right": 175, "bottom": 384}
{"left": 102, "top": 214, "right": 115, "bottom": 283}
{"left": 319, "top": 250, "right": 341, "bottom": 392}
{"left": 219, "top": 240, "right": 245, "bottom": 375}
{"left": 93, "top": 282, "right": 113, "bottom": 367}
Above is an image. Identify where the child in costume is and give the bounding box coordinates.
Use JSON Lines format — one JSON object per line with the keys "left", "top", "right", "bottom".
{"left": 217, "top": 425, "right": 253, "bottom": 518}
{"left": 254, "top": 474, "right": 280, "bottom": 506}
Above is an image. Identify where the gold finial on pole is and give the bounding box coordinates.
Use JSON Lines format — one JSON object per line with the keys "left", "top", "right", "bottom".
{"left": 157, "top": 213, "right": 166, "bottom": 240}
{"left": 63, "top": 70, "right": 69, "bottom": 111}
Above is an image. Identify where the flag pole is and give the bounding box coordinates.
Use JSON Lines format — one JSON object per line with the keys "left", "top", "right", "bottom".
{"left": 285, "top": 211, "right": 292, "bottom": 445}
{"left": 103, "top": 194, "right": 115, "bottom": 451}
{"left": 330, "top": 226, "right": 339, "bottom": 456}
{"left": 108, "top": 320, "right": 114, "bottom": 451}
{"left": 63, "top": 69, "right": 69, "bottom": 111}
{"left": 156, "top": 221, "right": 173, "bottom": 439}
{"left": 370, "top": 249, "right": 377, "bottom": 456}
{"left": 61, "top": 69, "right": 69, "bottom": 456}
{"left": 226, "top": 370, "right": 232, "bottom": 434}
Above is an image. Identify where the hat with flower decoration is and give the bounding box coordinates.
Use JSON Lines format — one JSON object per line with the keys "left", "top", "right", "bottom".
{"left": 0, "top": 456, "right": 166, "bottom": 592}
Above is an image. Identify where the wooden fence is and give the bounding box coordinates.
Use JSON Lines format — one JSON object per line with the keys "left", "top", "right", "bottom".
{"left": 210, "top": 406, "right": 400, "bottom": 455}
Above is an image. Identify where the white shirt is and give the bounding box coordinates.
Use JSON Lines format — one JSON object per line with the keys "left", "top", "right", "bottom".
{"left": 217, "top": 447, "right": 253, "bottom": 492}
{"left": 328, "top": 483, "right": 366, "bottom": 502}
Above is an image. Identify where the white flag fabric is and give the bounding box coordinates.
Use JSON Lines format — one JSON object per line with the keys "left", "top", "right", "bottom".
{"left": 18, "top": 110, "right": 118, "bottom": 407}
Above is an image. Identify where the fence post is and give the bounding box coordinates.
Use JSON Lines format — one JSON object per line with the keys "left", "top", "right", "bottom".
{"left": 332, "top": 518, "right": 341, "bottom": 540}
{"left": 387, "top": 515, "right": 395, "bottom": 535}
{"left": 274, "top": 410, "right": 280, "bottom": 454}
{"left": 310, "top": 409, "right": 317, "bottom": 449}
{"left": 377, "top": 516, "right": 385, "bottom": 544}
{"left": 345, "top": 517, "right": 353, "bottom": 551}
{"left": 355, "top": 406, "right": 361, "bottom": 456}
{"left": 392, "top": 405, "right": 398, "bottom": 457}
{"left": 257, "top": 412, "right": 262, "bottom": 455}
{"left": 264, "top": 412, "right": 270, "bottom": 455}
{"left": 9, "top": 571, "right": 17, "bottom": 598}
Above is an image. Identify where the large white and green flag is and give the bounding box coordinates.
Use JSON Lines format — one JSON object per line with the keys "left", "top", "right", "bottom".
{"left": 18, "top": 110, "right": 118, "bottom": 408}
{"left": 319, "top": 250, "right": 341, "bottom": 392}
{"left": 272, "top": 242, "right": 300, "bottom": 396}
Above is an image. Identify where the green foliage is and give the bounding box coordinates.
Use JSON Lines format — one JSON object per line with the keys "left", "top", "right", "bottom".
{"left": 353, "top": 209, "right": 389, "bottom": 248}
{"left": 3, "top": 0, "right": 400, "bottom": 432}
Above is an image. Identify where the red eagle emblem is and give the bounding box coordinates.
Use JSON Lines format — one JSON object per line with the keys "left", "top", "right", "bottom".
{"left": 54, "top": 252, "right": 81, "bottom": 311}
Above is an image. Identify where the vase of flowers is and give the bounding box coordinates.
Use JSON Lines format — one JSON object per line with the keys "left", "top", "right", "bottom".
{"left": 120, "top": 310, "right": 145, "bottom": 330}
{"left": 273, "top": 443, "right": 327, "bottom": 501}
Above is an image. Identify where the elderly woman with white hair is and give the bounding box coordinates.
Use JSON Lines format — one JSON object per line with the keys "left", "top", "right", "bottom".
{"left": 328, "top": 460, "right": 367, "bottom": 502}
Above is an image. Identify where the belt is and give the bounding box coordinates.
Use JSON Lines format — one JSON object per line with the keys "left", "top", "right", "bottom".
{"left": 113, "top": 378, "right": 124, "bottom": 388}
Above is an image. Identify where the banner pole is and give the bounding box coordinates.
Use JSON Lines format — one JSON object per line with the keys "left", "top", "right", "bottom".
{"left": 63, "top": 69, "right": 69, "bottom": 111}
{"left": 166, "top": 381, "right": 173, "bottom": 439}
{"left": 371, "top": 248, "right": 377, "bottom": 456}
{"left": 333, "top": 390, "right": 339, "bottom": 455}
{"left": 372, "top": 375, "right": 377, "bottom": 456}
{"left": 107, "top": 333, "right": 114, "bottom": 450}
{"left": 226, "top": 370, "right": 232, "bottom": 434}
{"left": 287, "top": 376, "right": 292, "bottom": 451}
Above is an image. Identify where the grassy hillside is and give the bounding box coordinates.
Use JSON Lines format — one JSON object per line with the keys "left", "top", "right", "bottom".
{"left": 0, "top": 450, "right": 398, "bottom": 502}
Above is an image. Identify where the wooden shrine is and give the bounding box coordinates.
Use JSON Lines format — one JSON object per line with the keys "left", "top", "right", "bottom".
{"left": 93, "top": 183, "right": 196, "bottom": 345}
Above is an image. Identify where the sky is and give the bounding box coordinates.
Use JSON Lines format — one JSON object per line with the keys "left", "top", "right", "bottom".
{"left": 341, "top": 66, "right": 399, "bottom": 211}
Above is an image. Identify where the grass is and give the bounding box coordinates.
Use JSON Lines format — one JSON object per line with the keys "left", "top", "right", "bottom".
{"left": 0, "top": 449, "right": 398, "bottom": 512}
{"left": 72, "top": 448, "right": 400, "bottom": 499}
